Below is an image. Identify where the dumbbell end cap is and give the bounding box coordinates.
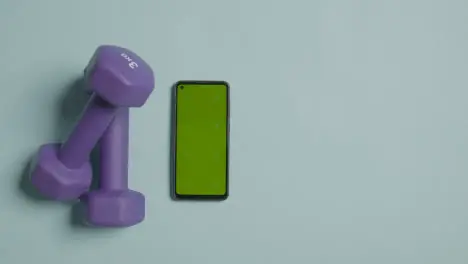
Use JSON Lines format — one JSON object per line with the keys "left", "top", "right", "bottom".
{"left": 30, "top": 144, "right": 92, "bottom": 200}
{"left": 86, "top": 190, "right": 145, "bottom": 227}
{"left": 85, "top": 45, "right": 155, "bottom": 107}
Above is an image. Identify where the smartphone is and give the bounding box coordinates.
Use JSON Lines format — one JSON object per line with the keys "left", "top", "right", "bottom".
{"left": 172, "top": 80, "right": 230, "bottom": 200}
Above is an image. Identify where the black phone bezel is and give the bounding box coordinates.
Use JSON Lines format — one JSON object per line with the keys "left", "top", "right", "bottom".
{"left": 171, "top": 80, "right": 230, "bottom": 200}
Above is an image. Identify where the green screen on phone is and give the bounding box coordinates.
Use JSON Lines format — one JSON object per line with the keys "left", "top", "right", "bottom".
{"left": 174, "top": 81, "right": 229, "bottom": 199}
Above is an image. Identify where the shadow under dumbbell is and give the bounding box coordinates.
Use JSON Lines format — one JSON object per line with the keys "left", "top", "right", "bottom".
{"left": 56, "top": 77, "right": 91, "bottom": 140}
{"left": 70, "top": 199, "right": 87, "bottom": 227}
{"left": 18, "top": 155, "right": 49, "bottom": 202}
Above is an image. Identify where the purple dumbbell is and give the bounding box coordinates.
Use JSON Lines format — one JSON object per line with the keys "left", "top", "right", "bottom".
{"left": 85, "top": 108, "right": 145, "bottom": 227}
{"left": 30, "top": 45, "right": 154, "bottom": 200}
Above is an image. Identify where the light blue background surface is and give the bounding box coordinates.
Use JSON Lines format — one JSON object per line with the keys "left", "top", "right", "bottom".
{"left": 1, "top": 0, "right": 468, "bottom": 263}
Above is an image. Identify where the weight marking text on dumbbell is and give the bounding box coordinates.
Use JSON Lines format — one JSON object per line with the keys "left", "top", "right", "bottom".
{"left": 121, "top": 53, "right": 138, "bottom": 69}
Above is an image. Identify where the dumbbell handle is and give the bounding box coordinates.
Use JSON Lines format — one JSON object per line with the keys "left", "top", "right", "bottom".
{"left": 59, "top": 94, "right": 117, "bottom": 169}
{"left": 100, "top": 108, "right": 129, "bottom": 190}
